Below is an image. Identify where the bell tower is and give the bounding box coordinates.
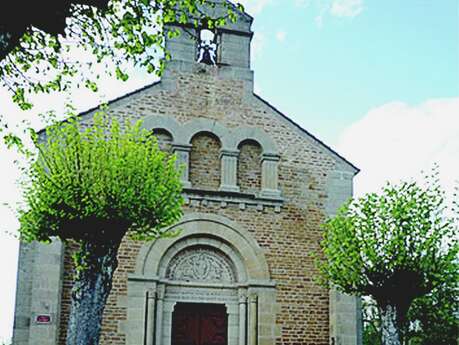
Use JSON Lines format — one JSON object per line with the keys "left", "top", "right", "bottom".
{"left": 163, "top": 0, "right": 254, "bottom": 81}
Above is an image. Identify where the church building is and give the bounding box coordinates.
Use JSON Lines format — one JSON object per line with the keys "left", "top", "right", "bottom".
{"left": 13, "top": 1, "right": 362, "bottom": 345}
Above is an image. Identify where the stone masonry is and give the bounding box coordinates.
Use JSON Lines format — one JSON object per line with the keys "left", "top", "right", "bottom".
{"left": 12, "top": 1, "right": 362, "bottom": 345}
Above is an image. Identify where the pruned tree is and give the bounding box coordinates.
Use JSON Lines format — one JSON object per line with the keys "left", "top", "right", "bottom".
{"left": 318, "top": 173, "right": 458, "bottom": 345}
{"left": 17, "top": 112, "right": 184, "bottom": 345}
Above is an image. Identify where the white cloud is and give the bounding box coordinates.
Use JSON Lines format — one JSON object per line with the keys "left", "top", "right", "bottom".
{"left": 311, "top": 1, "right": 328, "bottom": 28}
{"left": 275, "top": 30, "right": 287, "bottom": 42}
{"left": 237, "top": 0, "right": 272, "bottom": 14}
{"left": 337, "top": 98, "right": 459, "bottom": 197}
{"left": 315, "top": 14, "right": 324, "bottom": 28}
{"left": 330, "top": 0, "right": 364, "bottom": 18}
{"left": 237, "top": 0, "right": 363, "bottom": 28}
{"left": 294, "top": 0, "right": 312, "bottom": 8}
{"left": 251, "top": 31, "right": 266, "bottom": 61}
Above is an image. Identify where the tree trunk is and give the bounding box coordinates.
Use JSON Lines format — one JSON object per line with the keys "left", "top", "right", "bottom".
{"left": 65, "top": 240, "right": 121, "bottom": 345}
{"left": 381, "top": 305, "right": 401, "bottom": 345}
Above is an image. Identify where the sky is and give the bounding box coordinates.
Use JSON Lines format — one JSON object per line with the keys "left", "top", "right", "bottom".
{"left": 0, "top": 0, "right": 458, "bottom": 342}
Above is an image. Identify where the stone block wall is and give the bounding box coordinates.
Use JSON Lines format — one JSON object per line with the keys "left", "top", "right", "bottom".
{"left": 326, "top": 166, "right": 362, "bottom": 345}
{"left": 12, "top": 243, "right": 34, "bottom": 345}
{"left": 57, "top": 242, "right": 78, "bottom": 345}
{"left": 13, "top": 241, "right": 64, "bottom": 345}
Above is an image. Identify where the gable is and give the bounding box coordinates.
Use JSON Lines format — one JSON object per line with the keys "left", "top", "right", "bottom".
{"left": 53, "top": 78, "right": 358, "bottom": 177}
{"left": 252, "top": 94, "right": 359, "bottom": 175}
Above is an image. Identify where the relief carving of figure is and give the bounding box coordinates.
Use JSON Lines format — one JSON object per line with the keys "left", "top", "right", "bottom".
{"left": 167, "top": 247, "right": 235, "bottom": 283}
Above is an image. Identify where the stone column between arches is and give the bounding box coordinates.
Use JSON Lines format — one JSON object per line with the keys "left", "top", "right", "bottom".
{"left": 123, "top": 213, "right": 278, "bottom": 345}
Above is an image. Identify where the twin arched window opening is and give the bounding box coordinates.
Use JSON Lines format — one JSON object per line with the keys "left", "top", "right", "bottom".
{"left": 150, "top": 129, "right": 281, "bottom": 199}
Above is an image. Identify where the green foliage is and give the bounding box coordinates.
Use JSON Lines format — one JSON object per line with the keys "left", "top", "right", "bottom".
{"left": 318, "top": 173, "right": 457, "bottom": 304}
{"left": 363, "top": 325, "right": 382, "bottom": 345}
{"left": 318, "top": 170, "right": 458, "bottom": 344}
{"left": 18, "top": 111, "right": 184, "bottom": 244}
{"left": 407, "top": 273, "right": 458, "bottom": 345}
{"left": 0, "top": 0, "right": 245, "bottom": 110}
{"left": 322, "top": 171, "right": 459, "bottom": 344}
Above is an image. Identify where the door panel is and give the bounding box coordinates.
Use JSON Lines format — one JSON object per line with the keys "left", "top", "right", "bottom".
{"left": 172, "top": 303, "right": 227, "bottom": 345}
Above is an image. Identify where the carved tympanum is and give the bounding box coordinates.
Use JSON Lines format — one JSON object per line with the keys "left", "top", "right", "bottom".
{"left": 167, "top": 247, "right": 236, "bottom": 283}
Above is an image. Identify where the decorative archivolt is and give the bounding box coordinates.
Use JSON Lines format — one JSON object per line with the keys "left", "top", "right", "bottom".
{"left": 141, "top": 115, "right": 281, "bottom": 199}
{"left": 181, "top": 119, "right": 232, "bottom": 149}
{"left": 141, "top": 115, "right": 185, "bottom": 142}
{"left": 232, "top": 127, "right": 277, "bottom": 154}
{"left": 135, "top": 213, "right": 271, "bottom": 282}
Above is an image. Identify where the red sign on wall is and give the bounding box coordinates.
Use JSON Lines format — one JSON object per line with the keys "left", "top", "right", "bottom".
{"left": 35, "top": 315, "right": 52, "bottom": 324}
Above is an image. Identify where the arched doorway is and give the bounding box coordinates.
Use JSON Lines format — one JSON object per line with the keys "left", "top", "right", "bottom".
{"left": 158, "top": 241, "right": 243, "bottom": 345}
{"left": 127, "top": 213, "right": 277, "bottom": 345}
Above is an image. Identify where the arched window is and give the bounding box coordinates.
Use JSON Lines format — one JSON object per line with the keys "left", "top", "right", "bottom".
{"left": 189, "top": 132, "right": 222, "bottom": 190}
{"left": 151, "top": 128, "right": 173, "bottom": 152}
{"left": 237, "top": 139, "right": 262, "bottom": 194}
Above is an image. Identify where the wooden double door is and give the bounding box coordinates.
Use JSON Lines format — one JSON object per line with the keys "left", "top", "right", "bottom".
{"left": 172, "top": 303, "right": 228, "bottom": 345}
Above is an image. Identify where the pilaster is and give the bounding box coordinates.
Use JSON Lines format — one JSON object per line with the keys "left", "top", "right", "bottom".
{"left": 172, "top": 144, "right": 192, "bottom": 188}
{"left": 219, "top": 149, "right": 240, "bottom": 192}
{"left": 146, "top": 288, "right": 156, "bottom": 345}
{"left": 27, "top": 240, "right": 64, "bottom": 345}
{"left": 155, "top": 284, "right": 166, "bottom": 345}
{"left": 238, "top": 289, "right": 248, "bottom": 345}
{"left": 248, "top": 294, "right": 258, "bottom": 345}
{"left": 326, "top": 166, "right": 362, "bottom": 345}
{"left": 260, "top": 153, "right": 281, "bottom": 199}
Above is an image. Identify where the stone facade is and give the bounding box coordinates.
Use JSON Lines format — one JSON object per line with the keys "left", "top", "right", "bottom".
{"left": 12, "top": 2, "right": 362, "bottom": 345}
